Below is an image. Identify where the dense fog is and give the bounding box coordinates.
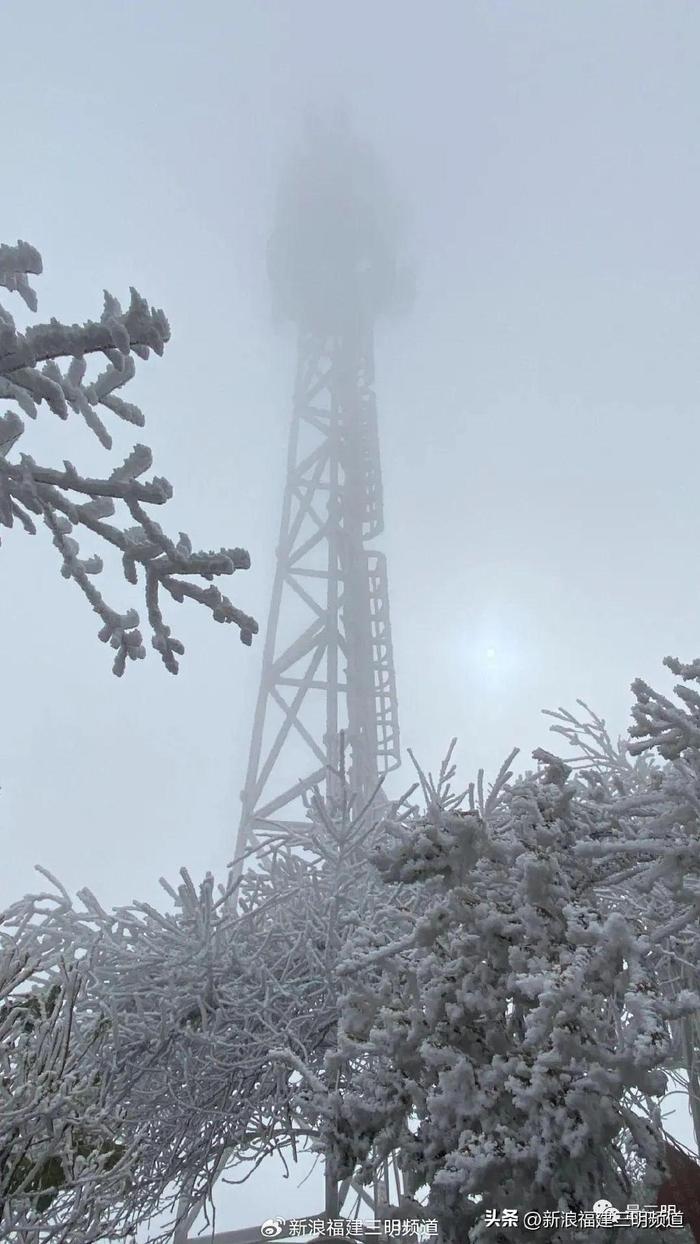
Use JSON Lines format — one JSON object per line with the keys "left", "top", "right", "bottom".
{"left": 2, "top": 1, "right": 700, "bottom": 1233}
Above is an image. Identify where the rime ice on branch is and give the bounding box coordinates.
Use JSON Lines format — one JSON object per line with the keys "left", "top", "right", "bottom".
{"left": 4, "top": 692, "right": 700, "bottom": 1240}
{"left": 0, "top": 240, "right": 257, "bottom": 674}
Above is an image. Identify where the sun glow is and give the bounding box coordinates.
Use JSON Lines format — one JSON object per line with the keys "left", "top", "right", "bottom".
{"left": 463, "top": 613, "right": 528, "bottom": 687}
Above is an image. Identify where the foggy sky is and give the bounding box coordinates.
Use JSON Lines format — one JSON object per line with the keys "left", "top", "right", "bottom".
{"left": 2, "top": 0, "right": 700, "bottom": 1217}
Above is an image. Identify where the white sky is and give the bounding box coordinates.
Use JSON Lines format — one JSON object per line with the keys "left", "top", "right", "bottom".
{"left": 2, "top": 0, "right": 699, "bottom": 1229}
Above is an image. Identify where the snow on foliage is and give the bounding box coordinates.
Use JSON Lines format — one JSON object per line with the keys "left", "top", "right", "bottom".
{"left": 325, "top": 748, "right": 696, "bottom": 1242}
{"left": 0, "top": 240, "right": 257, "bottom": 674}
{"left": 0, "top": 868, "right": 131, "bottom": 1241}
{"left": 3, "top": 665, "right": 700, "bottom": 1239}
{"left": 0, "top": 781, "right": 397, "bottom": 1241}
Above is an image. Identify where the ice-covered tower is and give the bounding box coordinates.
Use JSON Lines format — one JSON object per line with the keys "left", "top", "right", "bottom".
{"left": 232, "top": 114, "right": 405, "bottom": 869}
{"left": 176, "top": 116, "right": 410, "bottom": 1244}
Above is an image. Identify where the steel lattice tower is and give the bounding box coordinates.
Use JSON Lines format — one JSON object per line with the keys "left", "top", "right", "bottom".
{"left": 177, "top": 116, "right": 407, "bottom": 1244}
{"left": 231, "top": 115, "right": 403, "bottom": 872}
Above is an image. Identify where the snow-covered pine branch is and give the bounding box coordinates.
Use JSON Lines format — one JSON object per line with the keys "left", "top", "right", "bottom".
{"left": 0, "top": 240, "right": 258, "bottom": 674}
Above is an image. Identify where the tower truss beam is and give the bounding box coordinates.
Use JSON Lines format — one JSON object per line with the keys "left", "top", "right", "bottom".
{"left": 231, "top": 327, "right": 400, "bottom": 872}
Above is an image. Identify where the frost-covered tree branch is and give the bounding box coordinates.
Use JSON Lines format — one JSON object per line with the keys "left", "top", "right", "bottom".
{"left": 0, "top": 240, "right": 258, "bottom": 674}
{"left": 0, "top": 874, "right": 133, "bottom": 1242}
{"left": 0, "top": 780, "right": 405, "bottom": 1242}
{"left": 318, "top": 737, "right": 700, "bottom": 1244}
{"left": 4, "top": 662, "right": 700, "bottom": 1239}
